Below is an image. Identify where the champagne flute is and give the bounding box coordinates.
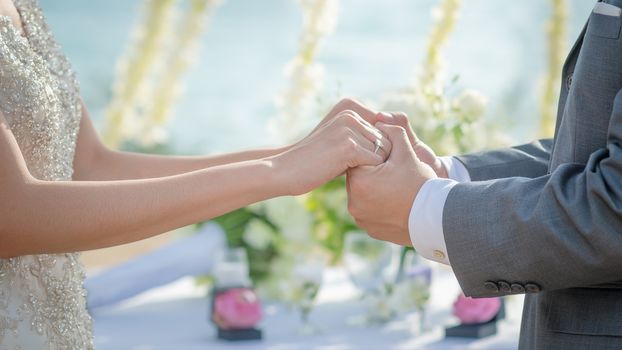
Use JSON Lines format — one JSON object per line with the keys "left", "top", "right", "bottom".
{"left": 290, "top": 259, "right": 324, "bottom": 335}
{"left": 401, "top": 251, "right": 432, "bottom": 333}
{"left": 343, "top": 232, "right": 394, "bottom": 324}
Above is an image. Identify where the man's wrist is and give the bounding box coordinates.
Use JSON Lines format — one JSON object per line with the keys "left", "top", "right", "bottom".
{"left": 408, "top": 178, "right": 457, "bottom": 265}
{"left": 439, "top": 156, "right": 471, "bottom": 183}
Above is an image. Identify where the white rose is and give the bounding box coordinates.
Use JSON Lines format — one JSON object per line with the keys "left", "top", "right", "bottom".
{"left": 293, "top": 262, "right": 324, "bottom": 285}
{"left": 454, "top": 89, "right": 488, "bottom": 122}
{"left": 264, "top": 197, "right": 313, "bottom": 242}
{"left": 243, "top": 219, "right": 275, "bottom": 251}
{"left": 381, "top": 89, "right": 433, "bottom": 122}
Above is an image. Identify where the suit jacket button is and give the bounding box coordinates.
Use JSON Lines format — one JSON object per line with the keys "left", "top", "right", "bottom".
{"left": 498, "top": 281, "right": 511, "bottom": 293}
{"left": 525, "top": 283, "right": 541, "bottom": 293}
{"left": 510, "top": 283, "right": 525, "bottom": 293}
{"left": 566, "top": 74, "right": 573, "bottom": 90}
{"left": 484, "top": 281, "right": 499, "bottom": 293}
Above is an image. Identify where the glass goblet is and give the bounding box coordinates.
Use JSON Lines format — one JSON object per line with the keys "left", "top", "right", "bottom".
{"left": 401, "top": 251, "right": 432, "bottom": 333}
{"left": 290, "top": 260, "right": 324, "bottom": 335}
{"left": 343, "top": 232, "right": 394, "bottom": 324}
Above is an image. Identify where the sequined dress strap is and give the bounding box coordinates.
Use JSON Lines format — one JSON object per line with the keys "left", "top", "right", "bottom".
{"left": 0, "top": 1, "right": 93, "bottom": 349}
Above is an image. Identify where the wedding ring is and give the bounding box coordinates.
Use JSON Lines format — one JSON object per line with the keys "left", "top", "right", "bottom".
{"left": 374, "top": 138, "right": 384, "bottom": 154}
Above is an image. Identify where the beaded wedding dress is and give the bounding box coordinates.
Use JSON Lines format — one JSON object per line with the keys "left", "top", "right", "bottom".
{"left": 0, "top": 0, "right": 94, "bottom": 349}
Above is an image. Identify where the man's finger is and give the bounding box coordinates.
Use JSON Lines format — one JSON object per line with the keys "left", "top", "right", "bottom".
{"left": 346, "top": 165, "right": 375, "bottom": 198}
{"left": 377, "top": 112, "right": 419, "bottom": 146}
{"left": 347, "top": 165, "right": 376, "bottom": 177}
{"left": 390, "top": 112, "right": 420, "bottom": 144}
{"left": 375, "top": 122, "right": 414, "bottom": 161}
{"left": 376, "top": 112, "right": 398, "bottom": 124}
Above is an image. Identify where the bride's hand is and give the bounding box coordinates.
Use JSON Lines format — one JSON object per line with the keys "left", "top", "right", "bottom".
{"left": 305, "top": 97, "right": 381, "bottom": 140}
{"left": 272, "top": 110, "right": 392, "bottom": 196}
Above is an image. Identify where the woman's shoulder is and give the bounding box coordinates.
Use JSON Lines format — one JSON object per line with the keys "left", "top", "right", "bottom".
{"left": 0, "top": 0, "right": 25, "bottom": 35}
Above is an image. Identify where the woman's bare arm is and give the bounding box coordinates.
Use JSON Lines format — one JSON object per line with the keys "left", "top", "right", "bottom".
{"left": 0, "top": 109, "right": 387, "bottom": 258}
{"left": 72, "top": 105, "right": 287, "bottom": 181}
{"left": 73, "top": 98, "right": 380, "bottom": 181}
{"left": 1, "top": 111, "right": 281, "bottom": 257}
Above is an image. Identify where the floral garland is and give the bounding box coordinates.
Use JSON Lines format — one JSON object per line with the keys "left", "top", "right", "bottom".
{"left": 270, "top": 0, "right": 339, "bottom": 143}
{"left": 382, "top": 0, "right": 496, "bottom": 157}
{"left": 142, "top": 0, "right": 222, "bottom": 145}
{"left": 539, "top": 0, "right": 568, "bottom": 137}
{"left": 103, "top": 0, "right": 177, "bottom": 148}
{"left": 419, "top": 0, "right": 462, "bottom": 98}
{"left": 103, "top": 0, "right": 221, "bottom": 148}
{"left": 302, "top": 2, "right": 473, "bottom": 266}
{"left": 233, "top": 0, "right": 495, "bottom": 280}
{"left": 214, "top": 1, "right": 341, "bottom": 295}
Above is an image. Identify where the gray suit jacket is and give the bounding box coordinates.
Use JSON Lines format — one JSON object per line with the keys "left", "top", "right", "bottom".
{"left": 443, "top": 1, "right": 622, "bottom": 349}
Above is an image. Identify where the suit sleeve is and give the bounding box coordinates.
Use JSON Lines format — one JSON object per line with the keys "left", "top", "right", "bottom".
{"left": 455, "top": 139, "right": 552, "bottom": 181}
{"left": 443, "top": 88, "right": 622, "bottom": 298}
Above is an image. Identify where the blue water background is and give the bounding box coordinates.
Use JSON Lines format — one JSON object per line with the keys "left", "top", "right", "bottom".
{"left": 39, "top": 0, "right": 595, "bottom": 154}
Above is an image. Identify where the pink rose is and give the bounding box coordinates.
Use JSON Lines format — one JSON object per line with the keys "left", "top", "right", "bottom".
{"left": 453, "top": 293, "right": 501, "bottom": 325}
{"left": 214, "top": 288, "right": 262, "bottom": 329}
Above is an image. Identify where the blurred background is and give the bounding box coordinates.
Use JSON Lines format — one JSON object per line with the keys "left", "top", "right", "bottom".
{"left": 38, "top": 0, "right": 594, "bottom": 269}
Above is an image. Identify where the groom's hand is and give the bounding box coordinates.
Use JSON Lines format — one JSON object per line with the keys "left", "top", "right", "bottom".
{"left": 377, "top": 112, "right": 448, "bottom": 178}
{"left": 347, "top": 123, "right": 437, "bottom": 246}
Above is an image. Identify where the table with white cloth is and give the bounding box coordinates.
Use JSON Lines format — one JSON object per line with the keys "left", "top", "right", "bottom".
{"left": 92, "top": 266, "right": 523, "bottom": 350}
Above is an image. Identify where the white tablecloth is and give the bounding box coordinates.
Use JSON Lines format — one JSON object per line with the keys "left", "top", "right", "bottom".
{"left": 92, "top": 266, "right": 523, "bottom": 350}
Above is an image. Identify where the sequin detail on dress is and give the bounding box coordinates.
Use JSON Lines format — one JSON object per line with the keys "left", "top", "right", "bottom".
{"left": 0, "top": 0, "right": 93, "bottom": 349}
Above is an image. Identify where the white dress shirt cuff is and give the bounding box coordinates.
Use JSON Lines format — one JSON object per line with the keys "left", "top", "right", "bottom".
{"left": 439, "top": 156, "right": 471, "bottom": 182}
{"left": 408, "top": 178, "right": 458, "bottom": 265}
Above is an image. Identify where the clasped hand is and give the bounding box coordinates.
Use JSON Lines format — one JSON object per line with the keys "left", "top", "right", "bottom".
{"left": 275, "top": 98, "right": 445, "bottom": 247}
{"left": 347, "top": 112, "right": 440, "bottom": 246}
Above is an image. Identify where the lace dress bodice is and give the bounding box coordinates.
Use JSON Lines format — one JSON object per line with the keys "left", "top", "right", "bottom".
{"left": 0, "top": 0, "right": 93, "bottom": 349}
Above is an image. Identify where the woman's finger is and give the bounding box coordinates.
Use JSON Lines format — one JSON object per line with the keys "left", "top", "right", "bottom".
{"left": 337, "top": 110, "right": 390, "bottom": 155}
{"left": 376, "top": 129, "right": 392, "bottom": 158}
{"left": 333, "top": 111, "right": 391, "bottom": 161}
{"left": 350, "top": 129, "right": 390, "bottom": 161}
{"left": 356, "top": 122, "right": 392, "bottom": 160}
{"left": 345, "top": 131, "right": 387, "bottom": 167}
